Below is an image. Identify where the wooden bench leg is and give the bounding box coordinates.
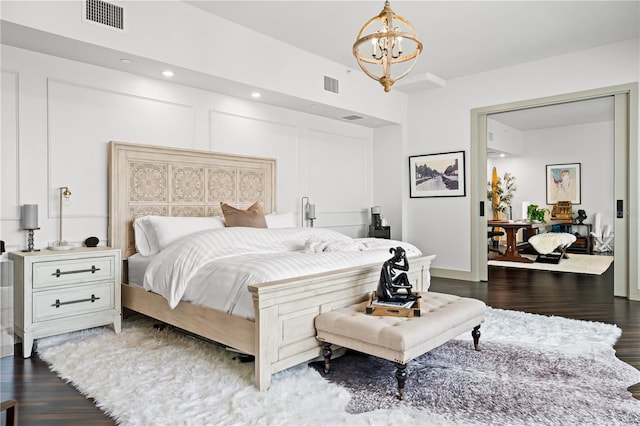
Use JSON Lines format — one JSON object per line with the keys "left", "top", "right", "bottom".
{"left": 395, "top": 362, "right": 407, "bottom": 400}
{"left": 472, "top": 325, "right": 481, "bottom": 351}
{"left": 1, "top": 399, "right": 18, "bottom": 426}
{"left": 321, "top": 342, "right": 332, "bottom": 374}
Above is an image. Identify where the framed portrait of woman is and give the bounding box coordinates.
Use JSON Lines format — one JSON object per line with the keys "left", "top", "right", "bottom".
{"left": 546, "top": 163, "right": 581, "bottom": 204}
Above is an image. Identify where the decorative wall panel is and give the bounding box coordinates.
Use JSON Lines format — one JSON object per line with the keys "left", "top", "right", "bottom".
{"left": 129, "top": 163, "right": 168, "bottom": 202}
{"left": 47, "top": 79, "right": 195, "bottom": 219}
{"left": 206, "top": 167, "right": 236, "bottom": 201}
{"left": 1, "top": 71, "right": 19, "bottom": 219}
{"left": 171, "top": 166, "right": 205, "bottom": 203}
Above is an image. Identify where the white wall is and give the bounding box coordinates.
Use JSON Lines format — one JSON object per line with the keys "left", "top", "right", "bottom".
{"left": 0, "top": 46, "right": 375, "bottom": 252}
{"left": 488, "top": 121, "right": 615, "bottom": 229}
{"left": 488, "top": 119, "right": 525, "bottom": 157}
{"left": 0, "top": 0, "right": 407, "bottom": 125}
{"left": 372, "top": 125, "right": 405, "bottom": 241}
{"left": 407, "top": 38, "right": 639, "bottom": 272}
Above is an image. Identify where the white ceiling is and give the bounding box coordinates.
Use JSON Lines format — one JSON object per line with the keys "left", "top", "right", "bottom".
{"left": 183, "top": 0, "right": 637, "bottom": 127}
{"left": 1, "top": 1, "right": 637, "bottom": 128}
{"left": 489, "top": 96, "right": 615, "bottom": 131}
{"left": 185, "top": 1, "right": 640, "bottom": 92}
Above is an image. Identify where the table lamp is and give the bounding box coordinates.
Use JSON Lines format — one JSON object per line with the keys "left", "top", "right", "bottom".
{"left": 301, "top": 196, "right": 316, "bottom": 228}
{"left": 50, "top": 186, "right": 74, "bottom": 250}
{"left": 20, "top": 204, "right": 40, "bottom": 252}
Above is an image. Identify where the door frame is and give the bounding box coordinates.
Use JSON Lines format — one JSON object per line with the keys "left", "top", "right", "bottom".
{"left": 470, "top": 83, "right": 638, "bottom": 300}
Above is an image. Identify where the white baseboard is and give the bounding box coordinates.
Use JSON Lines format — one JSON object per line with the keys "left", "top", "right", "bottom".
{"left": 430, "top": 267, "right": 475, "bottom": 282}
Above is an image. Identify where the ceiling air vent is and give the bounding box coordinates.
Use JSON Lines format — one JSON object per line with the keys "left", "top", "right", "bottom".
{"left": 324, "top": 76, "right": 339, "bottom": 94}
{"left": 84, "top": 0, "right": 124, "bottom": 31}
{"left": 342, "top": 115, "right": 363, "bottom": 121}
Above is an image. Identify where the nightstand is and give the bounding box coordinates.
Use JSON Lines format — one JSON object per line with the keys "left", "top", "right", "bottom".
{"left": 9, "top": 247, "right": 121, "bottom": 358}
{"left": 369, "top": 225, "right": 391, "bottom": 239}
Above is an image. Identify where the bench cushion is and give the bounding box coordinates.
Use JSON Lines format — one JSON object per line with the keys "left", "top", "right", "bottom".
{"left": 315, "top": 292, "right": 486, "bottom": 364}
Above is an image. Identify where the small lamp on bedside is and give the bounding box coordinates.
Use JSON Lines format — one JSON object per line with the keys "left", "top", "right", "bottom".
{"left": 20, "top": 204, "right": 40, "bottom": 252}
{"left": 50, "top": 186, "right": 74, "bottom": 250}
{"left": 301, "top": 196, "right": 316, "bottom": 228}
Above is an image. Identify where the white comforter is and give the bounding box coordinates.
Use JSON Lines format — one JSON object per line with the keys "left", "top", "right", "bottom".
{"left": 143, "top": 227, "right": 422, "bottom": 318}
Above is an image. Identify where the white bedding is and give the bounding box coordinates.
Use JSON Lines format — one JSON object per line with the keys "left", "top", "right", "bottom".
{"left": 142, "top": 227, "right": 422, "bottom": 319}
{"left": 127, "top": 253, "right": 153, "bottom": 287}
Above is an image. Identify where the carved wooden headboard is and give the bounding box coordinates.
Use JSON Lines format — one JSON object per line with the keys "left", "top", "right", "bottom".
{"left": 108, "top": 141, "right": 276, "bottom": 259}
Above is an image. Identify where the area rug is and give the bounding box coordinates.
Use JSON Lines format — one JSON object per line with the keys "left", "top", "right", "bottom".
{"left": 488, "top": 253, "right": 613, "bottom": 274}
{"left": 37, "top": 308, "right": 639, "bottom": 426}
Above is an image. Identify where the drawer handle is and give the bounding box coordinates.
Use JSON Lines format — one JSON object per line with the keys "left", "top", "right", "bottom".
{"left": 51, "top": 294, "right": 101, "bottom": 308}
{"left": 52, "top": 265, "right": 101, "bottom": 278}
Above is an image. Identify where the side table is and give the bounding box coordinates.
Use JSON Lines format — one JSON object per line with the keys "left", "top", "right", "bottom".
{"left": 8, "top": 247, "right": 121, "bottom": 357}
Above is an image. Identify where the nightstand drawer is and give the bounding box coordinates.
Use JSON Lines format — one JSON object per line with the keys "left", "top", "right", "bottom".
{"left": 33, "top": 282, "right": 114, "bottom": 322}
{"left": 33, "top": 256, "right": 115, "bottom": 289}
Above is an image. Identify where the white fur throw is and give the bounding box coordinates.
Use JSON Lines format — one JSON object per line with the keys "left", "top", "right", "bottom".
{"left": 528, "top": 232, "right": 576, "bottom": 255}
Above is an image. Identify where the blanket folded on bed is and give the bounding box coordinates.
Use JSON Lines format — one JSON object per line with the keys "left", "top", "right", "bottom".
{"left": 304, "top": 239, "right": 367, "bottom": 253}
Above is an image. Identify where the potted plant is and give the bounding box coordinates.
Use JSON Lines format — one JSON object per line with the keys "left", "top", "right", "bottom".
{"left": 527, "top": 204, "right": 549, "bottom": 224}
{"left": 487, "top": 169, "right": 516, "bottom": 220}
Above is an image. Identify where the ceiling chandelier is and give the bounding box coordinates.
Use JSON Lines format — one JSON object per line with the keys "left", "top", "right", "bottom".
{"left": 353, "top": 1, "right": 423, "bottom": 92}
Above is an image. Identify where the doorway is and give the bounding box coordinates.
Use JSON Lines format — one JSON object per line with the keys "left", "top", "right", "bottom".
{"left": 470, "top": 84, "right": 638, "bottom": 300}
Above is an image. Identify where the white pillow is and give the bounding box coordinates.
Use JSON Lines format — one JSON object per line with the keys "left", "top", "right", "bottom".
{"left": 133, "top": 215, "right": 225, "bottom": 256}
{"left": 265, "top": 211, "right": 298, "bottom": 229}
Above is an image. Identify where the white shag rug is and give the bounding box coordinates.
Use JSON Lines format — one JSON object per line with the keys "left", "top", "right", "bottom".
{"left": 37, "top": 308, "right": 639, "bottom": 425}
{"left": 488, "top": 253, "right": 613, "bottom": 274}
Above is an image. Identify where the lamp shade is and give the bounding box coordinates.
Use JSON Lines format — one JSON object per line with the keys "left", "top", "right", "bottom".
{"left": 307, "top": 204, "right": 316, "bottom": 220}
{"left": 20, "top": 204, "right": 39, "bottom": 229}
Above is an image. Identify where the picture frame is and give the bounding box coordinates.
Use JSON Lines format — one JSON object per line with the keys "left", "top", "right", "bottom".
{"left": 409, "top": 151, "right": 466, "bottom": 198}
{"left": 546, "top": 162, "right": 581, "bottom": 205}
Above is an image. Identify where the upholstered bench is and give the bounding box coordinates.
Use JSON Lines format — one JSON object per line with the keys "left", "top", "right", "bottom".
{"left": 315, "top": 292, "right": 486, "bottom": 399}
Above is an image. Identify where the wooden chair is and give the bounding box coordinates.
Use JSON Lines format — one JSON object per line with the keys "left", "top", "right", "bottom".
{"left": 488, "top": 229, "right": 504, "bottom": 254}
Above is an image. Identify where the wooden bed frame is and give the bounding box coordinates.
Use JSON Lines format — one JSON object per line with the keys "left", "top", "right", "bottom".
{"left": 108, "top": 141, "right": 435, "bottom": 390}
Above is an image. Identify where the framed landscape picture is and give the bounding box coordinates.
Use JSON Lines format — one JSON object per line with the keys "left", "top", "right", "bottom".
{"left": 409, "top": 151, "right": 466, "bottom": 198}
{"left": 546, "top": 162, "right": 581, "bottom": 204}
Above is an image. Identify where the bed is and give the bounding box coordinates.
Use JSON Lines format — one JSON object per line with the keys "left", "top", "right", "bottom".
{"left": 108, "top": 141, "right": 435, "bottom": 390}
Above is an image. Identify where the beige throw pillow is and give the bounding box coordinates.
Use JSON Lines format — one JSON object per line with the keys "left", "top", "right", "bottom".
{"left": 220, "top": 201, "right": 267, "bottom": 228}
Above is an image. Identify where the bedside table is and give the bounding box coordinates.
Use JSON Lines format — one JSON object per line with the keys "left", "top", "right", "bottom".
{"left": 369, "top": 225, "right": 391, "bottom": 239}
{"left": 9, "top": 247, "right": 121, "bottom": 358}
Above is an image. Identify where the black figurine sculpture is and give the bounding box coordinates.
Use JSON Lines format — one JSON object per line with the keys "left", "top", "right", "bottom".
{"left": 576, "top": 209, "right": 587, "bottom": 224}
{"left": 376, "top": 247, "right": 419, "bottom": 303}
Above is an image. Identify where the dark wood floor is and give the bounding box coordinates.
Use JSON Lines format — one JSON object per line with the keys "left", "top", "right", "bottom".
{"left": 2, "top": 263, "right": 638, "bottom": 424}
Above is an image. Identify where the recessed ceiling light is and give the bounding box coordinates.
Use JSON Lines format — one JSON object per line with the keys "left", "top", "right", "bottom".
{"left": 251, "top": 92, "right": 261, "bottom": 98}
{"left": 499, "top": 153, "right": 506, "bottom": 157}
{"left": 120, "top": 58, "right": 131, "bottom": 64}
{"left": 162, "top": 70, "right": 174, "bottom": 78}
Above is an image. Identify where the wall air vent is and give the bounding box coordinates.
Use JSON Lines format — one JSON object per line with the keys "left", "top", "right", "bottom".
{"left": 324, "top": 76, "right": 339, "bottom": 94}
{"left": 342, "top": 115, "right": 363, "bottom": 121}
{"left": 84, "top": 0, "right": 124, "bottom": 31}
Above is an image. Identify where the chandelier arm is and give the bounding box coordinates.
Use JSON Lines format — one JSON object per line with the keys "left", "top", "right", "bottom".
{"left": 389, "top": 59, "right": 420, "bottom": 82}
{"left": 355, "top": 15, "right": 383, "bottom": 40}
{"left": 354, "top": 59, "right": 383, "bottom": 81}
{"left": 354, "top": 33, "right": 421, "bottom": 64}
